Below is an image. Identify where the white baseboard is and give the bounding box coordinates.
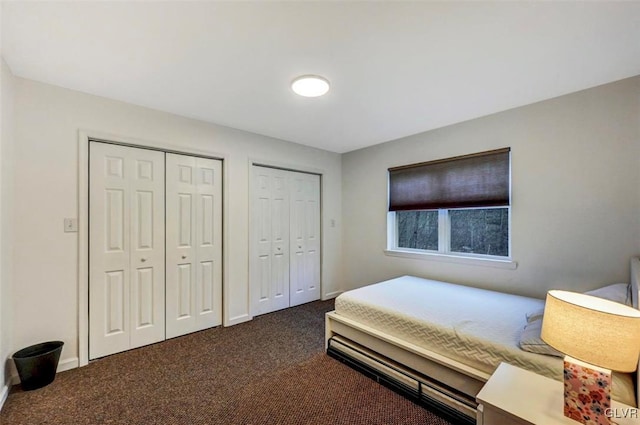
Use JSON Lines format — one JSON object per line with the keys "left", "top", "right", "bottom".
{"left": 0, "top": 382, "right": 9, "bottom": 412}
{"left": 58, "top": 357, "right": 79, "bottom": 373}
{"left": 323, "top": 290, "right": 343, "bottom": 300}
{"left": 9, "top": 356, "right": 79, "bottom": 386}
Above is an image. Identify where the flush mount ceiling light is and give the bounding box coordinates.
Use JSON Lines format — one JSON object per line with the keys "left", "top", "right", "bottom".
{"left": 291, "top": 75, "right": 330, "bottom": 97}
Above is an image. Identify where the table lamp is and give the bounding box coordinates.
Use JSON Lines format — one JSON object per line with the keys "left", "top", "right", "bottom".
{"left": 541, "top": 290, "right": 640, "bottom": 425}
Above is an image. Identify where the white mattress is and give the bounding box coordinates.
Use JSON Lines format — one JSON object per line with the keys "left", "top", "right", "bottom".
{"left": 334, "top": 275, "right": 636, "bottom": 406}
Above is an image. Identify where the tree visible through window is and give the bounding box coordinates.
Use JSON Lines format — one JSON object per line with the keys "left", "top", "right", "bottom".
{"left": 396, "top": 208, "right": 509, "bottom": 257}
{"left": 450, "top": 208, "right": 508, "bottom": 256}
{"left": 397, "top": 210, "right": 438, "bottom": 250}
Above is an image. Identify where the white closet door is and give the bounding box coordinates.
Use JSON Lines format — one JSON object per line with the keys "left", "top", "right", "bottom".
{"left": 166, "top": 154, "right": 222, "bottom": 338}
{"left": 89, "top": 142, "right": 165, "bottom": 359}
{"left": 289, "top": 172, "right": 321, "bottom": 307}
{"left": 251, "top": 166, "right": 290, "bottom": 315}
{"left": 193, "top": 157, "right": 223, "bottom": 331}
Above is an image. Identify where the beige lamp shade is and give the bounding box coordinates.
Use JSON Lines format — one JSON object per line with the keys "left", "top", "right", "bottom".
{"left": 541, "top": 290, "right": 640, "bottom": 372}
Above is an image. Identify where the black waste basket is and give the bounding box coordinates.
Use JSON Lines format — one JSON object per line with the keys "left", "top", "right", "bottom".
{"left": 12, "top": 341, "right": 64, "bottom": 391}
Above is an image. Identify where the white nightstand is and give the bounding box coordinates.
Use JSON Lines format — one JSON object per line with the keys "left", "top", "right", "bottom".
{"left": 476, "top": 363, "right": 639, "bottom": 425}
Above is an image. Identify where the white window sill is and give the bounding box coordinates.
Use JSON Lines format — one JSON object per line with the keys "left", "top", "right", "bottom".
{"left": 384, "top": 249, "right": 518, "bottom": 270}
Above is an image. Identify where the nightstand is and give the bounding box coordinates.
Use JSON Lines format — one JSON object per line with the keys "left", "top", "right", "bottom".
{"left": 476, "top": 363, "right": 639, "bottom": 425}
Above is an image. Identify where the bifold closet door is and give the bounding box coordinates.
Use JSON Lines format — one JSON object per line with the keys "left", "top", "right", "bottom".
{"left": 289, "top": 172, "right": 321, "bottom": 307}
{"left": 251, "top": 166, "right": 320, "bottom": 316}
{"left": 89, "top": 142, "right": 165, "bottom": 360}
{"left": 165, "top": 154, "right": 223, "bottom": 339}
{"left": 251, "top": 167, "right": 290, "bottom": 316}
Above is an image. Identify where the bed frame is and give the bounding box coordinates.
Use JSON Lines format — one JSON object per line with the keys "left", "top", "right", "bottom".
{"left": 325, "top": 258, "right": 640, "bottom": 424}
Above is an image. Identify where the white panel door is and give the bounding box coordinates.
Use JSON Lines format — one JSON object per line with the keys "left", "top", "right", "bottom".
{"left": 166, "top": 154, "right": 222, "bottom": 338}
{"left": 251, "top": 166, "right": 290, "bottom": 315}
{"left": 289, "top": 172, "right": 321, "bottom": 307}
{"left": 89, "top": 142, "right": 165, "bottom": 359}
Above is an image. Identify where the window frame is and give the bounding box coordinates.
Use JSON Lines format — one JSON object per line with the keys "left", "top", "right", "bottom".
{"left": 386, "top": 206, "right": 517, "bottom": 269}
{"left": 386, "top": 148, "right": 515, "bottom": 269}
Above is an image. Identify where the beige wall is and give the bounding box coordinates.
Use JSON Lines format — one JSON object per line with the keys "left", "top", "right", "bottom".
{"left": 1, "top": 55, "right": 16, "bottom": 400}
{"left": 342, "top": 76, "right": 640, "bottom": 299}
{"left": 11, "top": 78, "right": 343, "bottom": 370}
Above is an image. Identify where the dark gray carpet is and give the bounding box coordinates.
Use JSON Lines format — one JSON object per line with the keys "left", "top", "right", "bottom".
{"left": 1, "top": 300, "right": 453, "bottom": 424}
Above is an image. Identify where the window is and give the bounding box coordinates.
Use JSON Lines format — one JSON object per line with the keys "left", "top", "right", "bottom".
{"left": 388, "top": 148, "right": 511, "bottom": 260}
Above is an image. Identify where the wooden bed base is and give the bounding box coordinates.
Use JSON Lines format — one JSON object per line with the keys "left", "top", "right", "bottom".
{"left": 325, "top": 258, "right": 640, "bottom": 422}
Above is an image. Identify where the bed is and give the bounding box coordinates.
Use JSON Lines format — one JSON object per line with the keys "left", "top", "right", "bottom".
{"left": 325, "top": 258, "right": 640, "bottom": 423}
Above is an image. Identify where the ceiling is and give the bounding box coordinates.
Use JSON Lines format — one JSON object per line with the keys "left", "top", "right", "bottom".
{"left": 2, "top": 1, "right": 640, "bottom": 154}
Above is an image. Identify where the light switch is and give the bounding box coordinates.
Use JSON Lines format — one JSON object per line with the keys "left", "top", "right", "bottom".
{"left": 64, "top": 218, "right": 78, "bottom": 233}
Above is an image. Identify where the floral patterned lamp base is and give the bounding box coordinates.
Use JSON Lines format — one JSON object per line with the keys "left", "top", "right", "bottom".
{"left": 564, "top": 357, "right": 611, "bottom": 425}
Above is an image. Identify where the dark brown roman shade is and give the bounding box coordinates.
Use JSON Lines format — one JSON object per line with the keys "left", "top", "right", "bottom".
{"left": 388, "top": 148, "right": 510, "bottom": 211}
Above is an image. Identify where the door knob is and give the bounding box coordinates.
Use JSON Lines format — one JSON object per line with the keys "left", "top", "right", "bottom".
{"left": 277, "top": 247, "right": 281, "bottom": 251}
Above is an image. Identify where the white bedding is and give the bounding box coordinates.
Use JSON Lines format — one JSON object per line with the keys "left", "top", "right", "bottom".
{"left": 334, "top": 275, "right": 636, "bottom": 406}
